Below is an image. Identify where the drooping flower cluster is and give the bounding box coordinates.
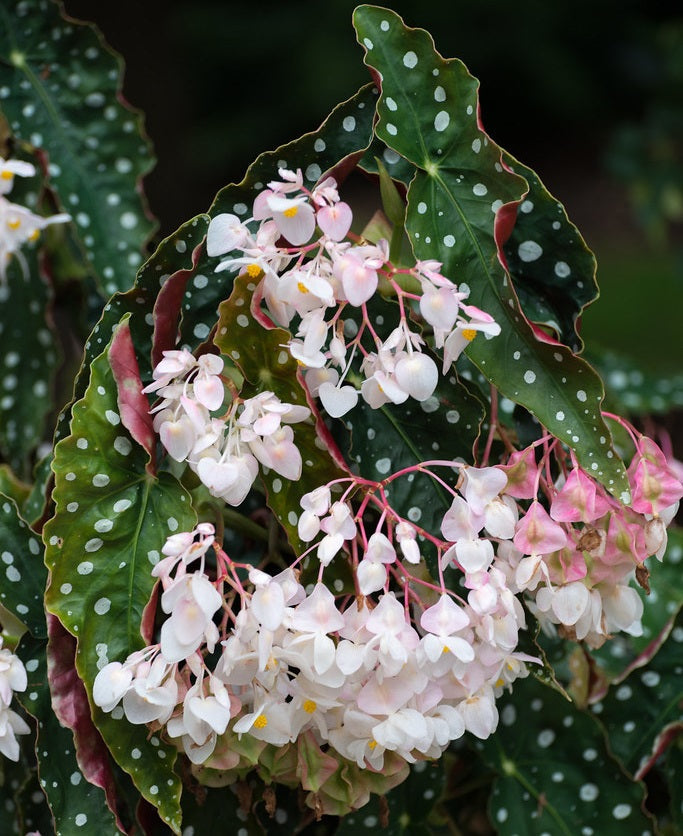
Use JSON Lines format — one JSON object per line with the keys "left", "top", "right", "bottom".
{"left": 205, "top": 168, "right": 500, "bottom": 418}
{"left": 93, "top": 518, "right": 526, "bottom": 776}
{"left": 504, "top": 428, "right": 683, "bottom": 646}
{"left": 143, "top": 350, "right": 310, "bottom": 504}
{"left": 0, "top": 156, "right": 70, "bottom": 281}
{"left": 0, "top": 636, "right": 30, "bottom": 761}
{"left": 93, "top": 428, "right": 681, "bottom": 783}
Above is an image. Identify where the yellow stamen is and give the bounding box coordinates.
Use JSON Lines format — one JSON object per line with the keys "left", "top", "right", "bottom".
{"left": 368, "top": 740, "right": 377, "bottom": 750}
{"left": 283, "top": 206, "right": 298, "bottom": 218}
{"left": 29, "top": 229, "right": 40, "bottom": 242}
{"left": 297, "top": 281, "right": 309, "bottom": 294}
{"left": 253, "top": 714, "right": 268, "bottom": 729}
{"left": 495, "top": 678, "right": 505, "bottom": 688}
{"left": 7, "top": 219, "right": 21, "bottom": 230}
{"left": 442, "top": 645, "right": 450, "bottom": 654}
{"left": 303, "top": 699, "right": 317, "bottom": 714}
{"left": 0, "top": 171, "right": 13, "bottom": 181}
{"left": 462, "top": 328, "right": 477, "bottom": 342}
{"left": 246, "top": 263, "right": 262, "bottom": 279}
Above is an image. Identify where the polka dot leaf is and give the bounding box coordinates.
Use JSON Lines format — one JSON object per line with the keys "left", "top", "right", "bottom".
{"left": 353, "top": 5, "right": 630, "bottom": 501}
{"left": 0, "top": 491, "right": 47, "bottom": 638}
{"left": 0, "top": 0, "right": 156, "bottom": 296}
{"left": 44, "top": 326, "right": 196, "bottom": 833}
{"left": 589, "top": 610, "right": 683, "bottom": 780}
{"left": 501, "top": 153, "right": 599, "bottom": 353}
{"left": 0, "top": 252, "right": 59, "bottom": 478}
{"left": 215, "top": 274, "right": 346, "bottom": 552}
{"left": 478, "top": 675, "right": 653, "bottom": 835}
{"left": 14, "top": 633, "right": 121, "bottom": 835}
{"left": 5, "top": 751, "right": 55, "bottom": 836}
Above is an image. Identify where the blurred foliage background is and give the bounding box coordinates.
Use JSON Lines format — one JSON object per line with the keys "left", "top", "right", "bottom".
{"left": 61, "top": 0, "right": 682, "bottom": 374}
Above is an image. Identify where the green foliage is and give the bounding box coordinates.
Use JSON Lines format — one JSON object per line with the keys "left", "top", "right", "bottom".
{"left": 0, "top": 3, "right": 680, "bottom": 836}
{"left": 479, "top": 676, "right": 654, "bottom": 835}
{"left": 0, "top": 493, "right": 47, "bottom": 638}
{"left": 44, "top": 331, "right": 194, "bottom": 830}
{"left": 15, "top": 634, "right": 121, "bottom": 836}
{"left": 353, "top": 5, "right": 630, "bottom": 501}
{"left": 0, "top": 0, "right": 155, "bottom": 296}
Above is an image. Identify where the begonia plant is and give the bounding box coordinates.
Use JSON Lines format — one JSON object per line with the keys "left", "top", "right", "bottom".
{"left": 0, "top": 2, "right": 681, "bottom": 834}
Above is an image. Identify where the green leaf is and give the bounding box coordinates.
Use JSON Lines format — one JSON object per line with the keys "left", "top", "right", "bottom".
{"left": 478, "top": 676, "right": 653, "bottom": 835}
{"left": 15, "top": 634, "right": 122, "bottom": 836}
{"left": 0, "top": 0, "right": 156, "bottom": 295}
{"left": 44, "top": 323, "right": 196, "bottom": 833}
{"left": 501, "top": 153, "right": 599, "bottom": 351}
{"left": 591, "top": 611, "right": 683, "bottom": 778}
{"left": 0, "top": 492, "right": 47, "bottom": 638}
{"left": 215, "top": 274, "right": 344, "bottom": 552}
{"left": 0, "top": 253, "right": 59, "bottom": 478}
{"left": 8, "top": 756, "right": 55, "bottom": 836}
{"left": 353, "top": 6, "right": 630, "bottom": 501}
{"left": 22, "top": 452, "right": 53, "bottom": 527}
{"left": 0, "top": 466, "right": 30, "bottom": 514}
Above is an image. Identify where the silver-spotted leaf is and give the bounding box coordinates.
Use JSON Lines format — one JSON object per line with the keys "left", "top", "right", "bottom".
{"left": 339, "top": 369, "right": 484, "bottom": 572}
{"left": 15, "top": 634, "right": 122, "bottom": 835}
{"left": 501, "top": 152, "right": 599, "bottom": 351}
{"left": 44, "top": 321, "right": 196, "bottom": 832}
{"left": 478, "top": 676, "right": 653, "bottom": 835}
{"left": 591, "top": 611, "right": 683, "bottom": 779}
{"left": 0, "top": 254, "right": 59, "bottom": 477}
{"left": 0, "top": 492, "right": 47, "bottom": 638}
{"left": 353, "top": 5, "right": 630, "bottom": 501}
{"left": 0, "top": 0, "right": 156, "bottom": 295}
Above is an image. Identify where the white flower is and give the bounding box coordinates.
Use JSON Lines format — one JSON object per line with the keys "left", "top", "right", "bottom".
{"left": 93, "top": 661, "right": 133, "bottom": 713}
{"left": 0, "top": 705, "right": 31, "bottom": 761}
{"left": 159, "top": 572, "right": 222, "bottom": 663}
{"left": 0, "top": 640, "right": 27, "bottom": 707}
{"left": 0, "top": 156, "right": 36, "bottom": 194}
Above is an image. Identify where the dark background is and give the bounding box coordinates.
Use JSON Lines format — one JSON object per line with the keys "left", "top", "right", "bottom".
{"left": 62, "top": 0, "right": 683, "bottom": 370}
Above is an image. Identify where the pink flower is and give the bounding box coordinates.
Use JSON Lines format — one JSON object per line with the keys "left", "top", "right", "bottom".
{"left": 513, "top": 501, "right": 567, "bottom": 556}
{"left": 550, "top": 468, "right": 611, "bottom": 523}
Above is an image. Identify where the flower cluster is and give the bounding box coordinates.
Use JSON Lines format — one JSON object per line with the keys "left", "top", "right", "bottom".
{"left": 94, "top": 519, "right": 524, "bottom": 777}
{"left": 0, "top": 156, "right": 70, "bottom": 281}
{"left": 99, "top": 163, "right": 683, "bottom": 815}
{"left": 0, "top": 636, "right": 30, "bottom": 761}
{"left": 93, "top": 428, "right": 681, "bottom": 783}
{"left": 206, "top": 169, "right": 500, "bottom": 418}
{"left": 143, "top": 350, "right": 310, "bottom": 503}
